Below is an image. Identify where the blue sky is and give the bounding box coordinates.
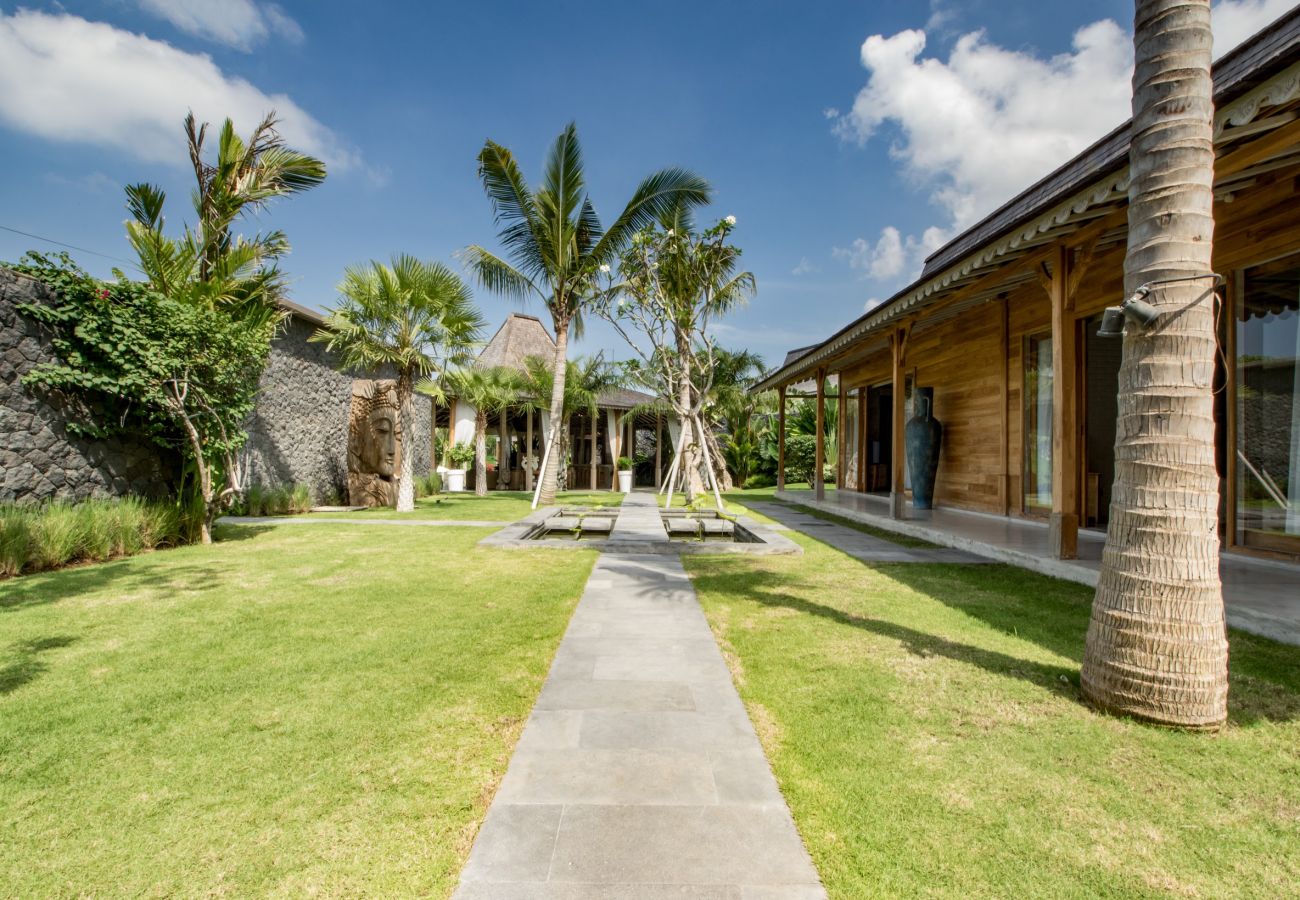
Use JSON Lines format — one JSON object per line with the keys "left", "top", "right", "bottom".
{"left": 0, "top": 0, "right": 1289, "bottom": 367}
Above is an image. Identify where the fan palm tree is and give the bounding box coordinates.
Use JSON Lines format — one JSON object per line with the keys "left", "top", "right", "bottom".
{"left": 464, "top": 122, "right": 711, "bottom": 504}
{"left": 439, "top": 366, "right": 523, "bottom": 497}
{"left": 1081, "top": 0, "right": 1227, "bottom": 728}
{"left": 312, "top": 255, "right": 485, "bottom": 511}
{"left": 124, "top": 112, "right": 326, "bottom": 326}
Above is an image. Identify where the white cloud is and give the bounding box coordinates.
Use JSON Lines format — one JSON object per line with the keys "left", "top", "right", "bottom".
{"left": 834, "top": 225, "right": 946, "bottom": 282}
{"left": 791, "top": 256, "right": 819, "bottom": 276}
{"left": 831, "top": 0, "right": 1291, "bottom": 290}
{"left": 138, "top": 0, "right": 303, "bottom": 50}
{"left": 0, "top": 10, "right": 358, "bottom": 170}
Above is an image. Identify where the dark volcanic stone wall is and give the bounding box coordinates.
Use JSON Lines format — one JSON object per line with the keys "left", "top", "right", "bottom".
{"left": 1, "top": 268, "right": 431, "bottom": 506}
{"left": 0, "top": 268, "right": 174, "bottom": 503}
{"left": 240, "top": 314, "right": 432, "bottom": 503}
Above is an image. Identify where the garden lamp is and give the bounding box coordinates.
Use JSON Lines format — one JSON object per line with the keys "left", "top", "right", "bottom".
{"left": 1097, "top": 285, "right": 1161, "bottom": 337}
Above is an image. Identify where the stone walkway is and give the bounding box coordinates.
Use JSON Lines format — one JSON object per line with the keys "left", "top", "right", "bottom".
{"left": 743, "top": 500, "right": 988, "bottom": 564}
{"left": 455, "top": 526, "right": 825, "bottom": 897}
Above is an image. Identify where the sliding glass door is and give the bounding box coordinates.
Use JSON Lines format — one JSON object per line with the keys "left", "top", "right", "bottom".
{"left": 1235, "top": 252, "right": 1300, "bottom": 554}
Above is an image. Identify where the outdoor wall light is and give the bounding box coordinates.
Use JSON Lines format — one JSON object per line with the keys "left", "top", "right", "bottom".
{"left": 1097, "top": 286, "right": 1161, "bottom": 337}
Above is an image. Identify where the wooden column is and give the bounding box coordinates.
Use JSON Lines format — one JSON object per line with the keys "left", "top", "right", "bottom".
{"left": 589, "top": 413, "right": 597, "bottom": 491}
{"left": 655, "top": 413, "right": 663, "bottom": 488}
{"left": 525, "top": 407, "right": 534, "bottom": 491}
{"left": 815, "top": 367, "right": 826, "bottom": 501}
{"left": 610, "top": 412, "right": 620, "bottom": 490}
{"left": 447, "top": 399, "right": 458, "bottom": 463}
{"left": 1048, "top": 243, "right": 1080, "bottom": 559}
{"left": 777, "top": 387, "right": 787, "bottom": 491}
{"left": 999, "top": 294, "right": 1011, "bottom": 516}
{"left": 890, "top": 326, "right": 909, "bottom": 519}
{"left": 836, "top": 376, "right": 846, "bottom": 490}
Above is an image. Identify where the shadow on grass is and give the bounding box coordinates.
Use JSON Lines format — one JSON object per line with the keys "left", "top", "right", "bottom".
{"left": 692, "top": 551, "right": 1300, "bottom": 725}
{"left": 1, "top": 525, "right": 276, "bottom": 613}
{"left": 0, "top": 634, "right": 78, "bottom": 694}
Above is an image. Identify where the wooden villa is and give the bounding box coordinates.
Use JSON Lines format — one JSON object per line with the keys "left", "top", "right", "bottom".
{"left": 445, "top": 313, "right": 673, "bottom": 491}
{"left": 756, "top": 8, "right": 1300, "bottom": 568}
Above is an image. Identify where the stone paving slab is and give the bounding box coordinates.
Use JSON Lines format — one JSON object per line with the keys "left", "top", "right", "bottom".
{"left": 744, "top": 501, "right": 990, "bottom": 564}
{"left": 221, "top": 515, "right": 514, "bottom": 527}
{"left": 454, "top": 551, "right": 825, "bottom": 898}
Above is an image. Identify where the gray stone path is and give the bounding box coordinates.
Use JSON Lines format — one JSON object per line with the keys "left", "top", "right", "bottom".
{"left": 744, "top": 500, "right": 989, "bottom": 564}
{"left": 455, "top": 547, "right": 825, "bottom": 898}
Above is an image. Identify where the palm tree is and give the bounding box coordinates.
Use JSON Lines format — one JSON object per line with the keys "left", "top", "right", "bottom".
{"left": 125, "top": 112, "right": 326, "bottom": 326}
{"left": 706, "top": 347, "right": 769, "bottom": 490}
{"left": 520, "top": 354, "right": 625, "bottom": 489}
{"left": 464, "top": 122, "right": 711, "bottom": 505}
{"left": 312, "top": 255, "right": 485, "bottom": 511}
{"left": 440, "top": 366, "right": 522, "bottom": 497}
{"left": 1081, "top": 0, "right": 1227, "bottom": 728}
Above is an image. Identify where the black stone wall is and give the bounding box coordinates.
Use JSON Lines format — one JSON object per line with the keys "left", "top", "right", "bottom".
{"left": 240, "top": 315, "right": 433, "bottom": 503}
{"left": 1, "top": 268, "right": 432, "bottom": 505}
{"left": 0, "top": 269, "right": 174, "bottom": 503}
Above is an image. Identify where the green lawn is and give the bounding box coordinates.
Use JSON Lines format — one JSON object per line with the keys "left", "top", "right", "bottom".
{"left": 0, "top": 523, "right": 596, "bottom": 896}
{"left": 311, "top": 490, "right": 623, "bottom": 522}
{"left": 684, "top": 529, "right": 1300, "bottom": 899}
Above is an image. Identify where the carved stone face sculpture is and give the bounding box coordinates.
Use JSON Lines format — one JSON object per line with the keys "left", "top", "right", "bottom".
{"left": 361, "top": 407, "right": 397, "bottom": 477}
{"left": 348, "top": 380, "right": 401, "bottom": 508}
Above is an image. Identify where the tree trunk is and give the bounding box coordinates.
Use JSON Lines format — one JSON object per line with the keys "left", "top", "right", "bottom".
{"left": 676, "top": 343, "right": 705, "bottom": 502}
{"left": 1081, "top": 0, "right": 1227, "bottom": 729}
{"left": 538, "top": 321, "right": 569, "bottom": 505}
{"left": 704, "top": 426, "right": 734, "bottom": 492}
{"left": 475, "top": 410, "right": 488, "bottom": 497}
{"left": 396, "top": 371, "right": 416, "bottom": 512}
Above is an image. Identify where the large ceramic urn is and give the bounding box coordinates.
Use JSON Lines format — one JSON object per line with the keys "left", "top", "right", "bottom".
{"left": 905, "top": 387, "right": 943, "bottom": 510}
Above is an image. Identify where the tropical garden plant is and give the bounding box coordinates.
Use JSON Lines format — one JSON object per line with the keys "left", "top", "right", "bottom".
{"left": 463, "top": 122, "right": 711, "bottom": 506}
{"left": 311, "top": 255, "right": 484, "bottom": 511}
{"left": 1082, "top": 0, "right": 1228, "bottom": 728}
{"left": 437, "top": 366, "right": 523, "bottom": 497}
{"left": 594, "top": 212, "right": 756, "bottom": 506}
{"left": 519, "top": 354, "right": 625, "bottom": 490}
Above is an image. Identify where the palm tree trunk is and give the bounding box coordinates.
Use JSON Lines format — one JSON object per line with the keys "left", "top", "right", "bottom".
{"left": 1081, "top": 0, "right": 1227, "bottom": 728}
{"left": 396, "top": 372, "right": 416, "bottom": 512}
{"left": 475, "top": 410, "right": 488, "bottom": 497}
{"left": 539, "top": 320, "right": 569, "bottom": 505}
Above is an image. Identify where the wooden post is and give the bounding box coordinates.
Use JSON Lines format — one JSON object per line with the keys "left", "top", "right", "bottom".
{"left": 447, "top": 399, "right": 458, "bottom": 465}
{"left": 890, "top": 326, "right": 909, "bottom": 519}
{"left": 836, "top": 376, "right": 846, "bottom": 491}
{"left": 525, "top": 407, "right": 534, "bottom": 491}
{"left": 610, "top": 412, "right": 620, "bottom": 491}
{"left": 815, "top": 367, "right": 826, "bottom": 501}
{"left": 589, "top": 412, "right": 597, "bottom": 491}
{"left": 777, "top": 386, "right": 787, "bottom": 492}
{"left": 999, "top": 294, "right": 1011, "bottom": 516}
{"left": 1049, "top": 243, "right": 1080, "bottom": 559}
{"left": 655, "top": 413, "right": 663, "bottom": 488}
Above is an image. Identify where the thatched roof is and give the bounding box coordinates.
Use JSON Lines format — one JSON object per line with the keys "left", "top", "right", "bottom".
{"left": 475, "top": 313, "right": 555, "bottom": 372}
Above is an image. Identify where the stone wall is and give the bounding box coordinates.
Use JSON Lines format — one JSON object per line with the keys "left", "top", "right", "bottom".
{"left": 1, "top": 268, "right": 432, "bottom": 506}
{"left": 239, "top": 313, "right": 432, "bottom": 503}
{"left": 0, "top": 268, "right": 174, "bottom": 503}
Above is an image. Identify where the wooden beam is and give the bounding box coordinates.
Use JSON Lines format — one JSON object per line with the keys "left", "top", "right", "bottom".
{"left": 1216, "top": 117, "right": 1300, "bottom": 179}
{"left": 777, "top": 387, "right": 787, "bottom": 492}
{"left": 890, "top": 325, "right": 909, "bottom": 519}
{"left": 1049, "top": 242, "right": 1079, "bottom": 559}
{"left": 589, "top": 413, "right": 597, "bottom": 491}
{"left": 525, "top": 406, "right": 534, "bottom": 491}
{"left": 815, "top": 367, "right": 826, "bottom": 501}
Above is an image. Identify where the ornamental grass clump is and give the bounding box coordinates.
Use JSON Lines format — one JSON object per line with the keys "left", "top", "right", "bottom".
{"left": 0, "top": 498, "right": 194, "bottom": 577}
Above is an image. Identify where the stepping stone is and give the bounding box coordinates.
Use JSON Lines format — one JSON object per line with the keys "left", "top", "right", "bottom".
{"left": 665, "top": 518, "right": 701, "bottom": 535}
{"left": 580, "top": 517, "right": 614, "bottom": 533}
{"left": 700, "top": 518, "right": 734, "bottom": 536}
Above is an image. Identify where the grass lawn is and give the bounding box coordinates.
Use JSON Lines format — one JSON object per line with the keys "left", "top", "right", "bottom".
{"left": 684, "top": 528, "right": 1300, "bottom": 899}
{"left": 0, "top": 523, "right": 596, "bottom": 896}
{"left": 311, "top": 490, "right": 623, "bottom": 522}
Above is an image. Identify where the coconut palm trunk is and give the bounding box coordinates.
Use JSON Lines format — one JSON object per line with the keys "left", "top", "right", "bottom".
{"left": 474, "top": 407, "right": 489, "bottom": 497}
{"left": 1081, "top": 0, "right": 1227, "bottom": 728}
{"left": 396, "top": 372, "right": 416, "bottom": 512}
{"left": 539, "top": 324, "right": 569, "bottom": 504}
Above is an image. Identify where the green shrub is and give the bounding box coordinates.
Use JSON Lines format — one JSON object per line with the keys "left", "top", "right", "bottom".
{"left": 783, "top": 433, "right": 817, "bottom": 484}
{"left": 414, "top": 472, "right": 442, "bottom": 499}
{"left": 743, "top": 473, "right": 776, "bottom": 489}
{"left": 288, "top": 484, "right": 313, "bottom": 514}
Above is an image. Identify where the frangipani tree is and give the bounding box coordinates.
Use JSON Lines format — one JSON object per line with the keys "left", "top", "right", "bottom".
{"left": 463, "top": 122, "right": 711, "bottom": 506}
{"left": 312, "top": 255, "right": 485, "bottom": 511}
{"left": 594, "top": 213, "right": 756, "bottom": 507}
{"left": 438, "top": 366, "right": 522, "bottom": 497}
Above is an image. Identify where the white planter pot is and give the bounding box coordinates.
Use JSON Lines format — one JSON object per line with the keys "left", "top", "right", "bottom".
{"left": 445, "top": 469, "right": 467, "bottom": 493}
{"left": 618, "top": 470, "right": 634, "bottom": 493}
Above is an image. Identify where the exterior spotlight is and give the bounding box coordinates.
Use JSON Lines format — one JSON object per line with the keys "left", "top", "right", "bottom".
{"left": 1097, "top": 286, "right": 1161, "bottom": 337}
